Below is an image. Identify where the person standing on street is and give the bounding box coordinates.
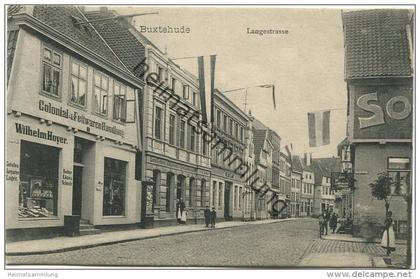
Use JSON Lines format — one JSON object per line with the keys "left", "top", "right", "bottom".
{"left": 176, "top": 199, "right": 181, "bottom": 223}
{"left": 329, "top": 212, "right": 338, "bottom": 234}
{"left": 210, "top": 207, "right": 217, "bottom": 228}
{"left": 318, "top": 213, "right": 325, "bottom": 238}
{"left": 324, "top": 210, "right": 331, "bottom": 235}
{"left": 204, "top": 206, "right": 211, "bottom": 228}
{"left": 381, "top": 211, "right": 396, "bottom": 256}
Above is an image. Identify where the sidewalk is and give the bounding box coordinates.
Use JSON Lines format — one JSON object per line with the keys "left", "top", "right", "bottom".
{"left": 299, "top": 252, "right": 381, "bottom": 267}
{"left": 6, "top": 218, "right": 295, "bottom": 256}
{"left": 322, "top": 233, "right": 407, "bottom": 245}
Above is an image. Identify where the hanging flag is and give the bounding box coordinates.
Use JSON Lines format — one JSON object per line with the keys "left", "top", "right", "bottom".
{"left": 258, "top": 84, "right": 276, "bottom": 110}
{"left": 308, "top": 110, "right": 330, "bottom": 147}
{"left": 197, "top": 56, "right": 207, "bottom": 123}
{"left": 198, "top": 55, "right": 216, "bottom": 124}
{"left": 210, "top": 55, "right": 216, "bottom": 124}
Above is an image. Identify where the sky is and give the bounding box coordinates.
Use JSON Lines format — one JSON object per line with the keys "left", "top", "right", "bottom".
{"left": 113, "top": 6, "right": 348, "bottom": 158}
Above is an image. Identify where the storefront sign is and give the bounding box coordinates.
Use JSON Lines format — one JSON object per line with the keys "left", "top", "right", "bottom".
{"left": 39, "top": 100, "right": 125, "bottom": 137}
{"left": 6, "top": 161, "right": 19, "bottom": 182}
{"left": 62, "top": 169, "right": 73, "bottom": 186}
{"left": 352, "top": 85, "right": 412, "bottom": 139}
{"left": 15, "top": 123, "right": 68, "bottom": 144}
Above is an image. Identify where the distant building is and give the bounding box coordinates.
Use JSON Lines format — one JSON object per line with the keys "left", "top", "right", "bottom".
{"left": 279, "top": 149, "right": 292, "bottom": 218}
{"left": 211, "top": 89, "right": 250, "bottom": 221}
{"left": 342, "top": 9, "right": 413, "bottom": 239}
{"left": 312, "top": 158, "right": 341, "bottom": 215}
{"left": 291, "top": 155, "right": 303, "bottom": 217}
{"left": 301, "top": 154, "right": 315, "bottom": 217}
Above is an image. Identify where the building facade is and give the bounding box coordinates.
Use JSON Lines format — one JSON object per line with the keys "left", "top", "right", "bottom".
{"left": 343, "top": 9, "right": 413, "bottom": 239}
{"left": 210, "top": 90, "right": 250, "bottom": 220}
{"left": 7, "top": 6, "right": 144, "bottom": 239}
{"left": 291, "top": 155, "right": 303, "bottom": 218}
{"left": 300, "top": 155, "right": 315, "bottom": 217}
{"left": 279, "top": 150, "right": 292, "bottom": 218}
{"left": 312, "top": 158, "right": 340, "bottom": 215}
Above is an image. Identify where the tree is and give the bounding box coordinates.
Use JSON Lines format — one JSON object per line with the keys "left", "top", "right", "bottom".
{"left": 369, "top": 172, "right": 393, "bottom": 214}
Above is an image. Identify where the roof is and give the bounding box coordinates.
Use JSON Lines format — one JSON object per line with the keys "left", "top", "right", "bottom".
{"left": 343, "top": 9, "right": 412, "bottom": 79}
{"left": 312, "top": 157, "right": 341, "bottom": 185}
{"left": 291, "top": 155, "right": 303, "bottom": 173}
{"left": 84, "top": 10, "right": 146, "bottom": 78}
{"left": 32, "top": 6, "right": 128, "bottom": 72}
{"left": 252, "top": 129, "right": 267, "bottom": 161}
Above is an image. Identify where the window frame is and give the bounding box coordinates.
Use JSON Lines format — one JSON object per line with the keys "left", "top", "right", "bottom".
{"left": 387, "top": 157, "right": 411, "bottom": 196}
{"left": 169, "top": 114, "right": 176, "bottom": 145}
{"left": 92, "top": 70, "right": 110, "bottom": 116}
{"left": 69, "top": 58, "right": 88, "bottom": 109}
{"left": 154, "top": 105, "right": 164, "bottom": 140}
{"left": 40, "top": 45, "right": 63, "bottom": 99}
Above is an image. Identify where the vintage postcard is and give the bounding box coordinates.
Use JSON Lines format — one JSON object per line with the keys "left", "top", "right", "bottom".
{"left": 3, "top": 3, "right": 415, "bottom": 272}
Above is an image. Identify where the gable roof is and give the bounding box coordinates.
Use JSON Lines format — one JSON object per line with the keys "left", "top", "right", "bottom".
{"left": 252, "top": 128, "right": 267, "bottom": 161}
{"left": 291, "top": 155, "right": 303, "bottom": 173}
{"left": 312, "top": 157, "right": 341, "bottom": 185}
{"left": 343, "top": 9, "right": 412, "bottom": 79}
{"left": 32, "top": 6, "right": 128, "bottom": 72}
{"left": 83, "top": 10, "right": 147, "bottom": 78}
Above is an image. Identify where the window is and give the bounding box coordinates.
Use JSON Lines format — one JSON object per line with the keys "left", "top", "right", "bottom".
{"left": 70, "top": 60, "right": 87, "bottom": 106}
{"left": 93, "top": 71, "right": 109, "bottom": 115}
{"left": 113, "top": 83, "right": 136, "bottom": 122}
{"left": 169, "top": 115, "right": 176, "bottom": 145}
{"left": 230, "top": 119, "right": 234, "bottom": 135}
{"left": 180, "top": 120, "right": 186, "bottom": 148}
{"left": 154, "top": 106, "right": 163, "bottom": 140}
{"left": 103, "top": 158, "right": 127, "bottom": 216}
{"left": 223, "top": 115, "right": 228, "bottom": 132}
{"left": 202, "top": 136, "right": 208, "bottom": 155}
{"left": 234, "top": 186, "right": 238, "bottom": 210}
{"left": 42, "top": 47, "right": 62, "bottom": 96}
{"left": 388, "top": 158, "right": 411, "bottom": 195}
{"left": 183, "top": 84, "right": 189, "bottom": 99}
{"left": 189, "top": 124, "right": 195, "bottom": 152}
{"left": 193, "top": 92, "right": 198, "bottom": 106}
{"left": 172, "top": 78, "right": 177, "bottom": 91}
{"left": 240, "top": 126, "right": 244, "bottom": 143}
{"left": 235, "top": 123, "right": 239, "bottom": 139}
{"left": 216, "top": 110, "right": 221, "bottom": 128}
{"left": 18, "top": 141, "right": 59, "bottom": 218}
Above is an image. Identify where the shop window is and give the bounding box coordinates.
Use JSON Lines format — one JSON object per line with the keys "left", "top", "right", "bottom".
{"left": 218, "top": 182, "right": 223, "bottom": 210}
{"left": 18, "top": 141, "right": 59, "bottom": 218}
{"left": 70, "top": 60, "right": 87, "bottom": 107}
{"left": 113, "top": 82, "right": 135, "bottom": 123}
{"left": 388, "top": 157, "right": 411, "bottom": 195}
{"left": 94, "top": 71, "right": 109, "bottom": 115}
{"left": 41, "top": 46, "right": 61, "bottom": 97}
{"left": 212, "top": 181, "right": 217, "bottom": 207}
{"left": 103, "top": 158, "right": 127, "bottom": 216}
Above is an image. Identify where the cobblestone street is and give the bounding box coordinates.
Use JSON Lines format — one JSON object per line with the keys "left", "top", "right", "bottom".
{"left": 7, "top": 218, "right": 399, "bottom": 268}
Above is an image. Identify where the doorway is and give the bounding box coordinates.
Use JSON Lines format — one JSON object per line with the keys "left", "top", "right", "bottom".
{"left": 224, "top": 182, "right": 232, "bottom": 220}
{"left": 72, "top": 166, "right": 83, "bottom": 216}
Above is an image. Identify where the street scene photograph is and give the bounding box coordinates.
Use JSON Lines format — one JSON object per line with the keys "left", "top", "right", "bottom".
{"left": 3, "top": 3, "right": 415, "bottom": 270}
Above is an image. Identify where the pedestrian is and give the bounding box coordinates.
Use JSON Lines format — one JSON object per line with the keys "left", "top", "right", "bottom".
{"left": 329, "top": 212, "right": 338, "bottom": 234}
{"left": 178, "top": 198, "right": 186, "bottom": 224}
{"left": 318, "top": 213, "right": 325, "bottom": 237}
{"left": 204, "top": 205, "right": 211, "bottom": 228}
{"left": 175, "top": 199, "right": 181, "bottom": 223}
{"left": 381, "top": 211, "right": 396, "bottom": 256}
{"left": 324, "top": 210, "right": 330, "bottom": 235}
{"left": 210, "top": 207, "right": 217, "bottom": 228}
